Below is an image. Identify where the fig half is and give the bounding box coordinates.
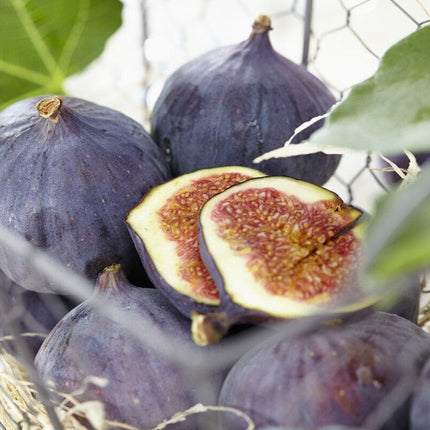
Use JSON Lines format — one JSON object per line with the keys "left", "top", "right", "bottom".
{"left": 194, "top": 176, "right": 368, "bottom": 344}
{"left": 126, "top": 166, "right": 266, "bottom": 317}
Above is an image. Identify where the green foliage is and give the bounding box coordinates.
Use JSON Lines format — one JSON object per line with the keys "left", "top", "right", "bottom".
{"left": 309, "top": 25, "right": 430, "bottom": 155}
{"left": 363, "top": 166, "right": 430, "bottom": 281}
{"left": 0, "top": 0, "right": 122, "bottom": 110}
{"left": 298, "top": 25, "right": 430, "bottom": 283}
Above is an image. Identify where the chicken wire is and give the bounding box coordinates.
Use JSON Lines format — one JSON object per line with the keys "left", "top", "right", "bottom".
{"left": 1, "top": 0, "right": 430, "bottom": 429}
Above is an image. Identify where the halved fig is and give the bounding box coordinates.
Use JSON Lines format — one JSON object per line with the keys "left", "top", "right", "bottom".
{"left": 126, "top": 166, "right": 266, "bottom": 317}
{"left": 194, "top": 176, "right": 367, "bottom": 344}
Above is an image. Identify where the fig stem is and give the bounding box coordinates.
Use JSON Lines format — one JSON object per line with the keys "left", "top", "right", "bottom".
{"left": 191, "top": 311, "right": 231, "bottom": 346}
{"left": 36, "top": 96, "right": 63, "bottom": 123}
{"left": 252, "top": 15, "right": 272, "bottom": 34}
{"left": 96, "top": 263, "right": 128, "bottom": 292}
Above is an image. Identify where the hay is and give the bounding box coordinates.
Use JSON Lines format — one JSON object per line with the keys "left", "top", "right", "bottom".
{"left": 0, "top": 342, "right": 91, "bottom": 429}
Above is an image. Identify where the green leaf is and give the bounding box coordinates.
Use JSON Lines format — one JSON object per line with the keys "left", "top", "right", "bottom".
{"left": 309, "top": 25, "right": 430, "bottom": 154}
{"left": 362, "top": 165, "right": 430, "bottom": 282}
{"left": 0, "top": 0, "right": 123, "bottom": 110}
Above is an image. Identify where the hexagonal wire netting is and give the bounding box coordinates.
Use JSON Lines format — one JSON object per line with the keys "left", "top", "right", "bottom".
{"left": 1, "top": 0, "right": 430, "bottom": 429}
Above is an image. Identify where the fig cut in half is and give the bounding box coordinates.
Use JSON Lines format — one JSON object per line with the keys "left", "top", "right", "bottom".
{"left": 126, "top": 166, "right": 266, "bottom": 317}
{"left": 194, "top": 176, "right": 368, "bottom": 344}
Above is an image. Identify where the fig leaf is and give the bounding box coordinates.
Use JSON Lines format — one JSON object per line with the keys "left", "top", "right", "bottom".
{"left": 308, "top": 25, "right": 430, "bottom": 154}
{"left": 363, "top": 165, "right": 430, "bottom": 281}
{"left": 0, "top": 0, "right": 122, "bottom": 110}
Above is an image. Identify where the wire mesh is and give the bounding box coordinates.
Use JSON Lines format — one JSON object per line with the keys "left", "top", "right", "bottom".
{"left": 1, "top": 0, "right": 430, "bottom": 429}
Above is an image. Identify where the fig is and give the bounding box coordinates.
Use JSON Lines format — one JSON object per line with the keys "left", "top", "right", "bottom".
{"left": 410, "top": 355, "right": 430, "bottom": 430}
{"left": 0, "top": 95, "right": 171, "bottom": 293}
{"left": 126, "top": 165, "right": 266, "bottom": 317}
{"left": 218, "top": 311, "right": 430, "bottom": 430}
{"left": 150, "top": 15, "right": 340, "bottom": 185}
{"left": 193, "top": 175, "right": 367, "bottom": 344}
{"left": 0, "top": 269, "right": 75, "bottom": 357}
{"left": 34, "top": 264, "right": 224, "bottom": 429}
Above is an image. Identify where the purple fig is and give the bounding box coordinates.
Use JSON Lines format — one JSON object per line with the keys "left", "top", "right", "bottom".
{"left": 0, "top": 95, "right": 171, "bottom": 293}
{"left": 218, "top": 311, "right": 430, "bottom": 430}
{"left": 150, "top": 15, "right": 340, "bottom": 185}
{"left": 0, "top": 270, "right": 75, "bottom": 357}
{"left": 34, "top": 264, "right": 225, "bottom": 429}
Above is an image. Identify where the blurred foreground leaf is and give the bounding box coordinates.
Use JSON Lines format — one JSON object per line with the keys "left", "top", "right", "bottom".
{"left": 363, "top": 165, "right": 430, "bottom": 281}
{"left": 0, "top": 0, "right": 122, "bottom": 110}
{"left": 308, "top": 25, "right": 430, "bottom": 155}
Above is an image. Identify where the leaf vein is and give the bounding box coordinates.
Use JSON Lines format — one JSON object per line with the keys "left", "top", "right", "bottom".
{"left": 58, "top": 0, "right": 91, "bottom": 73}
{"left": 11, "top": 0, "right": 59, "bottom": 76}
{"left": 0, "top": 60, "right": 50, "bottom": 86}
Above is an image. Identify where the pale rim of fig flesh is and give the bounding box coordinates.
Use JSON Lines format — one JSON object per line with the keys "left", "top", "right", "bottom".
{"left": 198, "top": 176, "right": 372, "bottom": 317}
{"left": 126, "top": 166, "right": 266, "bottom": 305}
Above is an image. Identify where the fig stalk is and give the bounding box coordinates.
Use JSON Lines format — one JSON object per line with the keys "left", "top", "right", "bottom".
{"left": 191, "top": 311, "right": 231, "bottom": 346}
{"left": 251, "top": 14, "right": 272, "bottom": 34}
{"left": 36, "top": 95, "right": 63, "bottom": 122}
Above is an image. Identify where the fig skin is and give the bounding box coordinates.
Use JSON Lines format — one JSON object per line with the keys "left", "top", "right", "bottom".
{"left": 410, "top": 355, "right": 430, "bottom": 430}
{"left": 0, "top": 270, "right": 75, "bottom": 357}
{"left": 218, "top": 312, "right": 430, "bottom": 430}
{"left": 150, "top": 15, "right": 340, "bottom": 185}
{"left": 34, "top": 264, "right": 225, "bottom": 429}
{"left": 0, "top": 95, "right": 171, "bottom": 294}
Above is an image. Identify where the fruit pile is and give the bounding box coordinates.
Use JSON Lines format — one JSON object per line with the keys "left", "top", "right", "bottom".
{"left": 0, "top": 14, "right": 428, "bottom": 430}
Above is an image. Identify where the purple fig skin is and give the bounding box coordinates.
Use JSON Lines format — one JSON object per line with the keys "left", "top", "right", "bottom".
{"left": 218, "top": 312, "right": 430, "bottom": 430}
{"left": 410, "top": 356, "right": 430, "bottom": 430}
{"left": 34, "top": 265, "right": 224, "bottom": 429}
{"left": 0, "top": 270, "right": 76, "bottom": 357}
{"left": 0, "top": 95, "right": 171, "bottom": 294}
{"left": 150, "top": 15, "right": 340, "bottom": 184}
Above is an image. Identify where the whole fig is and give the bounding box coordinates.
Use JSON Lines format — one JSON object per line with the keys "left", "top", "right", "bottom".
{"left": 0, "top": 270, "right": 75, "bottom": 357}
{"left": 35, "top": 264, "right": 225, "bottom": 430}
{"left": 218, "top": 312, "right": 430, "bottom": 430}
{"left": 151, "top": 15, "right": 340, "bottom": 184}
{"left": 0, "top": 95, "right": 171, "bottom": 293}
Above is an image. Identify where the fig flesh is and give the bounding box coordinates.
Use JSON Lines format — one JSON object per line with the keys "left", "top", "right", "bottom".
{"left": 34, "top": 264, "right": 223, "bottom": 429}
{"left": 0, "top": 95, "right": 171, "bottom": 293}
{"left": 126, "top": 166, "right": 266, "bottom": 317}
{"left": 218, "top": 311, "right": 430, "bottom": 430}
{"left": 193, "top": 176, "right": 368, "bottom": 344}
{"left": 150, "top": 15, "right": 340, "bottom": 184}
